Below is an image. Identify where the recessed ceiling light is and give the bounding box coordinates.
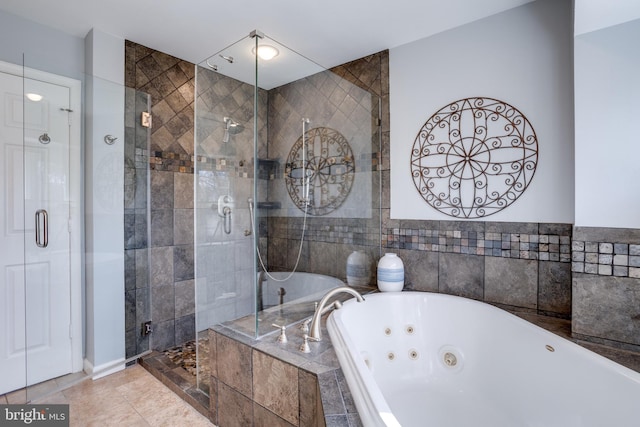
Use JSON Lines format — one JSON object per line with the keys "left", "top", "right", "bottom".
{"left": 26, "top": 93, "right": 43, "bottom": 102}
{"left": 253, "top": 45, "right": 279, "bottom": 61}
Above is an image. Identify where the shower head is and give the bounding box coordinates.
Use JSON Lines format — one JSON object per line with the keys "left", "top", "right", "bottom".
{"left": 223, "top": 117, "right": 244, "bottom": 142}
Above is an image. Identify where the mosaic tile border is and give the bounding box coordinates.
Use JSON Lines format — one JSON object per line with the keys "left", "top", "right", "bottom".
{"left": 151, "top": 151, "right": 195, "bottom": 173}
{"left": 191, "top": 152, "right": 382, "bottom": 179}
{"left": 572, "top": 241, "right": 640, "bottom": 278}
{"left": 149, "top": 152, "right": 257, "bottom": 176}
{"left": 384, "top": 228, "right": 572, "bottom": 262}
{"left": 278, "top": 220, "right": 380, "bottom": 246}
{"left": 194, "top": 155, "right": 253, "bottom": 178}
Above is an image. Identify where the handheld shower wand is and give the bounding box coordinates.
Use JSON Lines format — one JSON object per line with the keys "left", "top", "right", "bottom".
{"left": 302, "top": 118, "right": 310, "bottom": 206}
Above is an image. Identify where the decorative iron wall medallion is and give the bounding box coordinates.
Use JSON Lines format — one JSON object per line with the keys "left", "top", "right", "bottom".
{"left": 286, "top": 127, "right": 355, "bottom": 216}
{"left": 411, "top": 97, "right": 538, "bottom": 218}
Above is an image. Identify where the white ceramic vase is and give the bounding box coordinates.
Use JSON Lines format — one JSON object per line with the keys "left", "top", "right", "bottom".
{"left": 377, "top": 253, "right": 404, "bottom": 292}
{"left": 346, "top": 250, "right": 371, "bottom": 286}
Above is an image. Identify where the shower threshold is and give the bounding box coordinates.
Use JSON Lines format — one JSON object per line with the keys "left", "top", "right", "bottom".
{"left": 139, "top": 338, "right": 211, "bottom": 420}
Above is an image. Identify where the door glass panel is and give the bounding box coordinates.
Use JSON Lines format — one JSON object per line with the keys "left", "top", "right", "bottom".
{"left": 124, "top": 87, "right": 152, "bottom": 360}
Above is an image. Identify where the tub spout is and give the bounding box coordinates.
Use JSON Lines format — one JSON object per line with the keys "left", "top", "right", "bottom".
{"left": 309, "top": 286, "right": 364, "bottom": 341}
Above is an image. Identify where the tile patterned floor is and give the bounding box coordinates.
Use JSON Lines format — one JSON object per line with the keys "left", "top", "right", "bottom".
{"left": 1, "top": 364, "right": 214, "bottom": 427}
{"left": 1, "top": 371, "right": 88, "bottom": 404}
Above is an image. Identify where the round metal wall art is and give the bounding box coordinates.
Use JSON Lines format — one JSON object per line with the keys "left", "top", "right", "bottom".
{"left": 410, "top": 97, "right": 538, "bottom": 218}
{"left": 285, "top": 127, "right": 355, "bottom": 216}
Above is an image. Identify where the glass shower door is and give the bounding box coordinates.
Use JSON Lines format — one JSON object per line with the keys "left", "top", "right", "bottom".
{"left": 124, "top": 87, "right": 152, "bottom": 360}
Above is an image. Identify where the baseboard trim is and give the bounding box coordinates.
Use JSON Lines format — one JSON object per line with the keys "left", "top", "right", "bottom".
{"left": 83, "top": 357, "right": 126, "bottom": 380}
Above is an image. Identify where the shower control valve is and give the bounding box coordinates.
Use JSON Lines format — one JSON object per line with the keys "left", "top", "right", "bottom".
{"left": 217, "top": 195, "right": 234, "bottom": 217}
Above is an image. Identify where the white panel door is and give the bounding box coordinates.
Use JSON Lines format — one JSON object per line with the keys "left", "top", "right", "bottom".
{"left": 0, "top": 71, "right": 73, "bottom": 394}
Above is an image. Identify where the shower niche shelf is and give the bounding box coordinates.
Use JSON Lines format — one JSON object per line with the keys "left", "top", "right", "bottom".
{"left": 256, "top": 201, "right": 281, "bottom": 210}
{"left": 258, "top": 158, "right": 279, "bottom": 181}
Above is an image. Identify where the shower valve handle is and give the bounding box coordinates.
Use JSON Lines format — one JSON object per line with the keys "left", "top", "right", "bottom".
{"left": 217, "top": 195, "right": 234, "bottom": 217}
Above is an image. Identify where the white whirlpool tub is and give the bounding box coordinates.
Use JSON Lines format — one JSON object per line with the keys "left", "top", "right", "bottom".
{"left": 327, "top": 291, "right": 640, "bottom": 427}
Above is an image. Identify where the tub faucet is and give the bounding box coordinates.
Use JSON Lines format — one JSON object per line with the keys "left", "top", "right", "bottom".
{"left": 308, "top": 286, "right": 364, "bottom": 341}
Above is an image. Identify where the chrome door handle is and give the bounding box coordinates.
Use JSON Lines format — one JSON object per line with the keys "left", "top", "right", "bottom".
{"left": 35, "top": 209, "right": 48, "bottom": 248}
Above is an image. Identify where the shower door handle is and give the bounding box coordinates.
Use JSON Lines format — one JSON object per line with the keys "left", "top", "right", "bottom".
{"left": 35, "top": 209, "right": 48, "bottom": 248}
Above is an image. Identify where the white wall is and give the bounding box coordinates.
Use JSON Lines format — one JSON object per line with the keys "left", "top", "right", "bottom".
{"left": 574, "top": 0, "right": 640, "bottom": 36}
{"left": 574, "top": 19, "right": 640, "bottom": 228}
{"left": 0, "top": 10, "right": 84, "bottom": 80}
{"left": 389, "top": 0, "right": 574, "bottom": 223}
{"left": 84, "top": 29, "right": 126, "bottom": 377}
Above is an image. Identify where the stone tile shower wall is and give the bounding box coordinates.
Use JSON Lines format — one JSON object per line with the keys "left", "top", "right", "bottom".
{"left": 125, "top": 41, "right": 196, "bottom": 351}
{"left": 265, "top": 52, "right": 388, "bottom": 277}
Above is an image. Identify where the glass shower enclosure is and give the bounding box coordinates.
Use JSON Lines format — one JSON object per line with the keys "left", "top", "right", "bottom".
{"left": 194, "top": 30, "right": 380, "bottom": 394}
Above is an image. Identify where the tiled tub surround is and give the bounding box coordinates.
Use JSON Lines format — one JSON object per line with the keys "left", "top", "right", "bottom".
{"left": 207, "top": 321, "right": 361, "bottom": 427}
{"left": 385, "top": 226, "right": 571, "bottom": 261}
{"left": 382, "top": 222, "right": 573, "bottom": 319}
{"left": 276, "top": 219, "right": 574, "bottom": 318}
{"left": 140, "top": 318, "right": 362, "bottom": 426}
{"left": 572, "top": 227, "right": 640, "bottom": 352}
{"left": 141, "top": 287, "right": 376, "bottom": 426}
{"left": 572, "top": 228, "right": 640, "bottom": 278}
{"left": 273, "top": 217, "right": 637, "bottom": 353}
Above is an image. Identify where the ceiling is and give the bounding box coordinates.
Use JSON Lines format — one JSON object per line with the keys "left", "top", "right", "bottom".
{"left": 0, "top": 0, "right": 534, "bottom": 70}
